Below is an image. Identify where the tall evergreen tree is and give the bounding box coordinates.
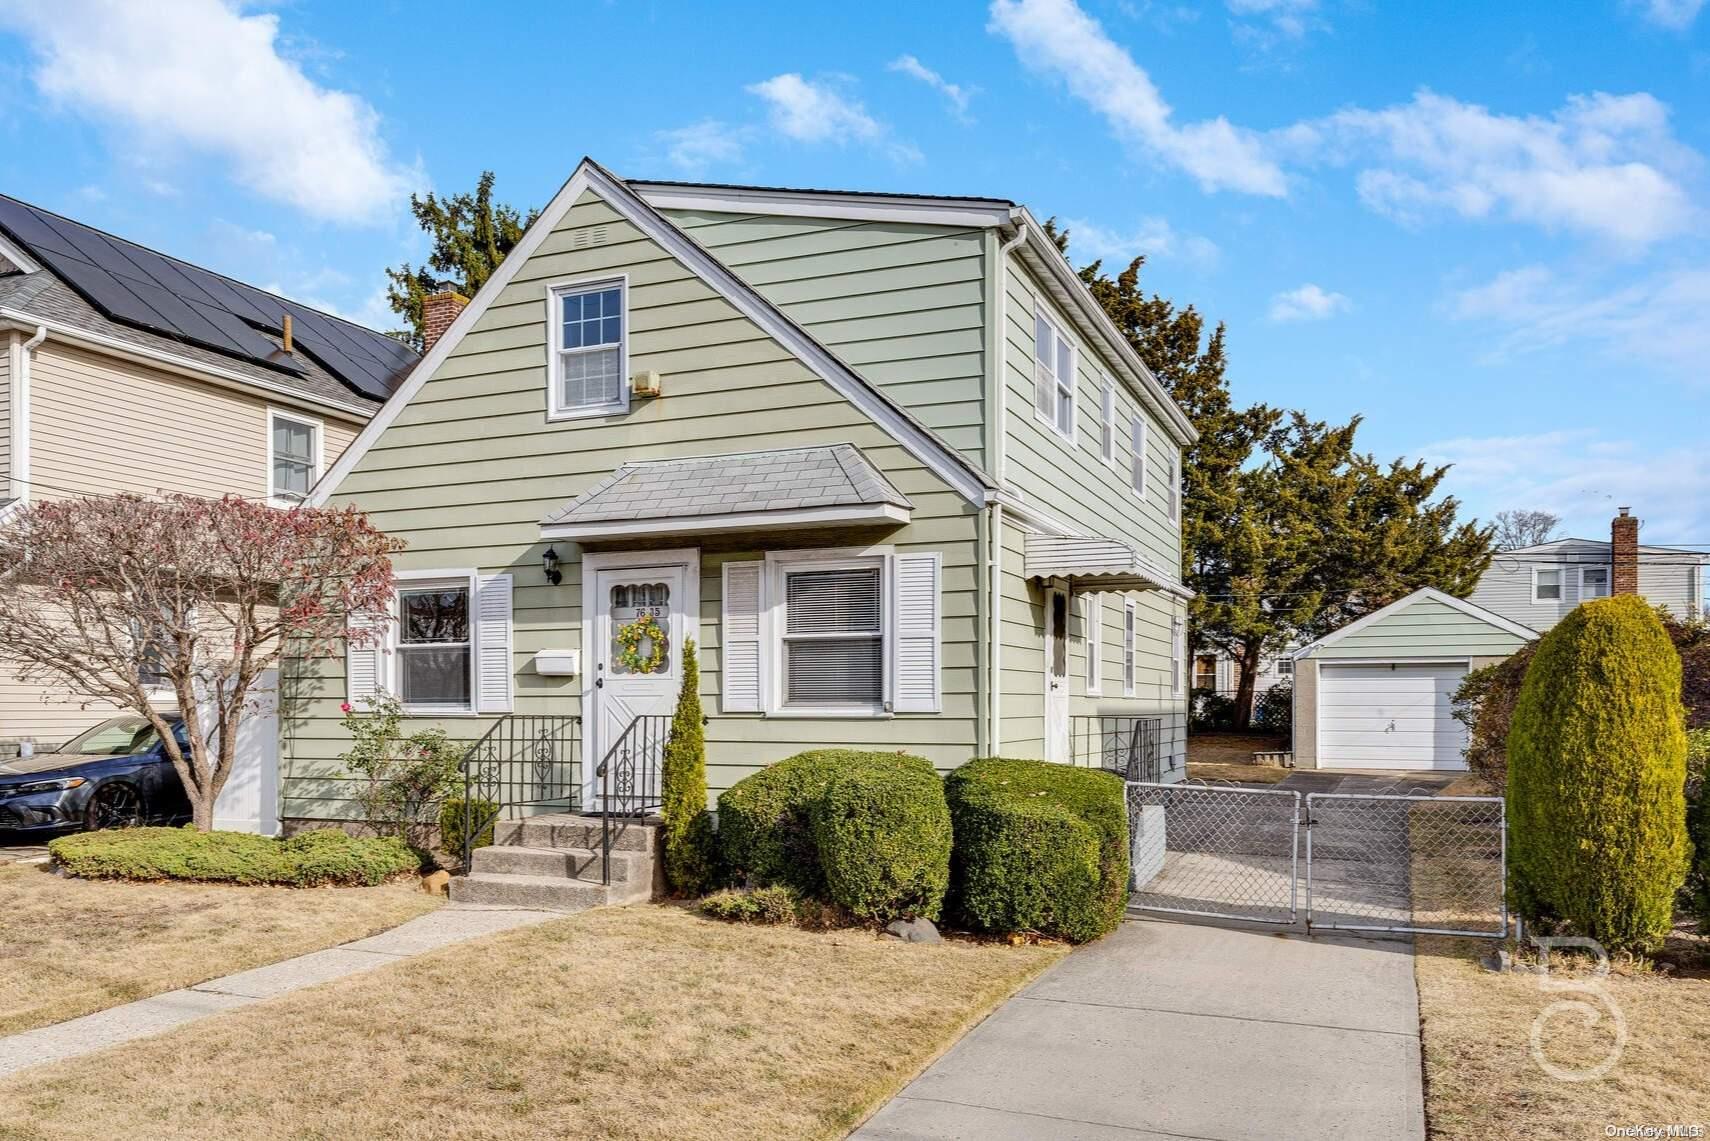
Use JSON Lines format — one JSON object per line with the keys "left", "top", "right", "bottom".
{"left": 385, "top": 172, "right": 539, "bottom": 348}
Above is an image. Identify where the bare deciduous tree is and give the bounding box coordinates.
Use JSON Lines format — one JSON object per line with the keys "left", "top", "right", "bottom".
{"left": 0, "top": 494, "right": 403, "bottom": 831}
{"left": 1494, "top": 509, "right": 1561, "bottom": 551}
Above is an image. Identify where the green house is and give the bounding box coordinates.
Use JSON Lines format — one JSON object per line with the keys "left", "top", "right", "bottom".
{"left": 285, "top": 159, "right": 1197, "bottom": 828}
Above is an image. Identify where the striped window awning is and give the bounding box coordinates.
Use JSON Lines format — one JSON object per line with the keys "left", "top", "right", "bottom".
{"left": 1023, "top": 533, "right": 1192, "bottom": 599}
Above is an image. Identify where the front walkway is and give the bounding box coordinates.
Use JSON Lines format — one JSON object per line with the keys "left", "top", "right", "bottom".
{"left": 856, "top": 918, "right": 1425, "bottom": 1139}
{"left": 0, "top": 904, "right": 557, "bottom": 1079}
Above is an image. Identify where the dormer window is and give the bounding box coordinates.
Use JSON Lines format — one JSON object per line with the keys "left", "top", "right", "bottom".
{"left": 548, "top": 277, "right": 628, "bottom": 420}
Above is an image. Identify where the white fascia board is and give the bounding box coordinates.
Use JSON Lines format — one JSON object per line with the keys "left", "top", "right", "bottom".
{"left": 0, "top": 308, "right": 374, "bottom": 422}
{"left": 1011, "top": 209, "right": 1198, "bottom": 448}
{"left": 0, "top": 234, "right": 42, "bottom": 274}
{"left": 314, "top": 157, "right": 993, "bottom": 509}
{"left": 540, "top": 502, "right": 910, "bottom": 541}
{"left": 631, "top": 183, "right": 1014, "bottom": 230}
{"left": 1294, "top": 587, "right": 1539, "bottom": 659}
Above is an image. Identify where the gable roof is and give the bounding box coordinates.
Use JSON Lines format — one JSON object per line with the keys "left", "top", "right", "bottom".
{"left": 0, "top": 192, "right": 415, "bottom": 410}
{"left": 1499, "top": 537, "right": 1710, "bottom": 561}
{"left": 1294, "top": 587, "right": 1540, "bottom": 658}
{"left": 312, "top": 158, "right": 997, "bottom": 508}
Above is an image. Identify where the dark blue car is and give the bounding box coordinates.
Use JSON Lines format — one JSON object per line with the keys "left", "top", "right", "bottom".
{"left": 0, "top": 714, "right": 193, "bottom": 835}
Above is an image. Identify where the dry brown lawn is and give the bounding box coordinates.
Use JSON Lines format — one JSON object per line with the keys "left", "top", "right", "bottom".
{"left": 0, "top": 903, "right": 1065, "bottom": 1141}
{"left": 1185, "top": 761, "right": 1294, "bottom": 785}
{"left": 1416, "top": 936, "right": 1710, "bottom": 1138}
{"left": 1186, "top": 730, "right": 1289, "bottom": 767}
{"left": 0, "top": 862, "right": 440, "bottom": 1035}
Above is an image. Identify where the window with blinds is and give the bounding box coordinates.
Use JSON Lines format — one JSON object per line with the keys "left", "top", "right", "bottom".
{"left": 782, "top": 565, "right": 884, "bottom": 709}
{"left": 549, "top": 279, "right": 628, "bottom": 419}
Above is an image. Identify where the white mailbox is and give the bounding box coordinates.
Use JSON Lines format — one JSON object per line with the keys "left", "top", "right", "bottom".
{"left": 533, "top": 649, "right": 580, "bottom": 677}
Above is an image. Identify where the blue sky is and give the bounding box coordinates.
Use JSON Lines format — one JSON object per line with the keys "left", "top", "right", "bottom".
{"left": 1, "top": 0, "right": 1707, "bottom": 543}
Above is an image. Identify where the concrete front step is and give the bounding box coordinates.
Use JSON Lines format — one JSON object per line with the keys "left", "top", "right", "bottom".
{"left": 492, "top": 813, "right": 661, "bottom": 853}
{"left": 449, "top": 872, "right": 615, "bottom": 911}
{"left": 471, "top": 844, "right": 651, "bottom": 886}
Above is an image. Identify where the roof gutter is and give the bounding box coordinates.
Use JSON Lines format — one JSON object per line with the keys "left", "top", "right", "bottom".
{"left": 0, "top": 309, "right": 376, "bottom": 422}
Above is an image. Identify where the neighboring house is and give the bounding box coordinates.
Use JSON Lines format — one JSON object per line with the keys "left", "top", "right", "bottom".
{"left": 0, "top": 193, "right": 416, "bottom": 749}
{"left": 1288, "top": 588, "right": 1536, "bottom": 771}
{"left": 286, "top": 158, "right": 1196, "bottom": 831}
{"left": 1467, "top": 508, "right": 1707, "bottom": 629}
{"left": 1191, "top": 650, "right": 1293, "bottom": 704}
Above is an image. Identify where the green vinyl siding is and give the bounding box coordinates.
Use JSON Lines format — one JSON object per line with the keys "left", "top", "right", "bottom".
{"left": 282, "top": 189, "right": 981, "bottom": 822}
{"left": 1313, "top": 596, "right": 1533, "bottom": 660}
{"left": 661, "top": 209, "right": 988, "bottom": 470}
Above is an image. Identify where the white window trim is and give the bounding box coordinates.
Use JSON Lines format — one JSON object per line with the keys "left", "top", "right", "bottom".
{"left": 1579, "top": 564, "right": 1611, "bottom": 599}
{"left": 1083, "top": 594, "right": 1103, "bottom": 695}
{"left": 1168, "top": 447, "right": 1181, "bottom": 524}
{"left": 1099, "top": 375, "right": 1116, "bottom": 465}
{"left": 1130, "top": 415, "right": 1149, "bottom": 500}
{"left": 394, "top": 569, "right": 480, "bottom": 717}
{"left": 1276, "top": 656, "right": 1295, "bottom": 678}
{"left": 1171, "top": 614, "right": 1185, "bottom": 698}
{"left": 1032, "top": 302, "right": 1076, "bottom": 443}
{"left": 1122, "top": 599, "right": 1137, "bottom": 697}
{"left": 1531, "top": 565, "right": 1564, "bottom": 604}
{"left": 266, "top": 407, "right": 324, "bottom": 507}
{"left": 763, "top": 545, "right": 895, "bottom": 719}
{"left": 545, "top": 274, "right": 630, "bottom": 422}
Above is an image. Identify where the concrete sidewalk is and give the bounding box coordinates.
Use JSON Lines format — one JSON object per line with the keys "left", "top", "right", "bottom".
{"left": 857, "top": 918, "right": 1425, "bottom": 1140}
{"left": 0, "top": 904, "right": 557, "bottom": 1079}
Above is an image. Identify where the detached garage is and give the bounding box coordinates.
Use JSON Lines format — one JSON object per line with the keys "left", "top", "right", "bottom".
{"left": 1291, "top": 588, "right": 1538, "bottom": 771}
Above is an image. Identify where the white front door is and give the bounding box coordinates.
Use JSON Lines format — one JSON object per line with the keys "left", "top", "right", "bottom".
{"left": 587, "top": 563, "right": 688, "bottom": 807}
{"left": 1044, "top": 586, "right": 1070, "bottom": 763}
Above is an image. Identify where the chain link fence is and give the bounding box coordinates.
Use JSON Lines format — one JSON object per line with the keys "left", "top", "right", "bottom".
{"left": 1126, "top": 783, "right": 1301, "bottom": 924}
{"left": 1125, "top": 783, "right": 1508, "bottom": 937}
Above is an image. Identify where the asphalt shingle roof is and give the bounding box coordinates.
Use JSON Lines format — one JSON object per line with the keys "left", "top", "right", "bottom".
{"left": 541, "top": 444, "right": 912, "bottom": 527}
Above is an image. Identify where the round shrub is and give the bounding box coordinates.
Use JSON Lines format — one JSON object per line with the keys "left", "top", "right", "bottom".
{"left": 1508, "top": 595, "right": 1690, "bottom": 951}
{"left": 946, "top": 757, "right": 1130, "bottom": 944}
{"left": 809, "top": 752, "right": 950, "bottom": 922}
{"left": 717, "top": 750, "right": 863, "bottom": 895}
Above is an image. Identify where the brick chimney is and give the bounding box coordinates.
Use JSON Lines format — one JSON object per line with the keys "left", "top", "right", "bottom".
{"left": 1612, "top": 507, "right": 1640, "bottom": 596}
{"left": 421, "top": 289, "right": 469, "bottom": 353}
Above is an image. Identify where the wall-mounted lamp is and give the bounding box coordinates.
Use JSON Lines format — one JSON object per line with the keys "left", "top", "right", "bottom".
{"left": 542, "top": 546, "right": 562, "bottom": 586}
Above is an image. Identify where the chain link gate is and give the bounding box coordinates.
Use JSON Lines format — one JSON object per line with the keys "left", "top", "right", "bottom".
{"left": 1126, "top": 783, "right": 1508, "bottom": 937}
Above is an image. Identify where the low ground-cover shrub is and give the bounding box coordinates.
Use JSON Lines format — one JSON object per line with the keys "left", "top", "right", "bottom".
{"left": 946, "top": 757, "right": 1130, "bottom": 944}
{"left": 810, "top": 752, "right": 951, "bottom": 922}
{"left": 49, "top": 826, "right": 419, "bottom": 887}
{"left": 439, "top": 797, "right": 498, "bottom": 858}
{"left": 697, "top": 885, "right": 843, "bottom": 929}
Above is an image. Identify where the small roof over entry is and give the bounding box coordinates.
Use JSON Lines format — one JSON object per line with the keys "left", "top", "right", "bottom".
{"left": 1024, "top": 534, "right": 1192, "bottom": 599}
{"left": 539, "top": 443, "right": 912, "bottom": 541}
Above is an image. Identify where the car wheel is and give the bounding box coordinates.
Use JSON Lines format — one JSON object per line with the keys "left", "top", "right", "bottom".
{"left": 84, "top": 783, "right": 145, "bottom": 831}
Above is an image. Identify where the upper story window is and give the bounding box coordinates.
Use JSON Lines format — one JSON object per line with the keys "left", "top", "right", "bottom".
{"left": 1033, "top": 307, "right": 1074, "bottom": 440}
{"left": 1533, "top": 567, "right": 1563, "bottom": 603}
{"left": 1099, "top": 376, "right": 1116, "bottom": 463}
{"left": 268, "top": 410, "right": 321, "bottom": 505}
{"left": 1581, "top": 566, "right": 1611, "bottom": 599}
{"left": 781, "top": 561, "right": 885, "bottom": 713}
{"left": 549, "top": 278, "right": 628, "bottom": 420}
{"left": 1130, "top": 416, "right": 1148, "bottom": 498}
{"left": 1168, "top": 447, "right": 1182, "bottom": 524}
{"left": 397, "top": 581, "right": 472, "bottom": 712}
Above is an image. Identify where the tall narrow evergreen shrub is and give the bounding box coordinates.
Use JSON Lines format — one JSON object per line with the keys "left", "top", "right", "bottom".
{"left": 660, "top": 639, "right": 715, "bottom": 895}
{"left": 1507, "top": 595, "right": 1690, "bottom": 951}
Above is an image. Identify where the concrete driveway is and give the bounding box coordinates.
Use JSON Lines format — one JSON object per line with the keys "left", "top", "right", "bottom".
{"left": 856, "top": 919, "right": 1425, "bottom": 1140}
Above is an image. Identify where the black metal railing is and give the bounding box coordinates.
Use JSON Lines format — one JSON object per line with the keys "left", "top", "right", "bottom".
{"left": 595, "top": 713, "right": 670, "bottom": 884}
{"left": 458, "top": 714, "right": 582, "bottom": 867}
{"left": 1071, "top": 715, "right": 1167, "bottom": 783}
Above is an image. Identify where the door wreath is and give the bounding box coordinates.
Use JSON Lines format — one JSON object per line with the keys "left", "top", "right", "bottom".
{"left": 615, "top": 612, "right": 669, "bottom": 674}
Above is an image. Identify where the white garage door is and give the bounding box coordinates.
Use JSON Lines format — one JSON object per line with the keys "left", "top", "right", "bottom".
{"left": 1318, "top": 663, "right": 1469, "bottom": 771}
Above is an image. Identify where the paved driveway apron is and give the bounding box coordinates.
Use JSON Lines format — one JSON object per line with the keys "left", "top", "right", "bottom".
{"left": 856, "top": 918, "right": 1425, "bottom": 1140}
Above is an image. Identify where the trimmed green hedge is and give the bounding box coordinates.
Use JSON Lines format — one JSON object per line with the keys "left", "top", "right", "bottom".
{"left": 48, "top": 827, "right": 420, "bottom": 887}
{"left": 810, "top": 752, "right": 951, "bottom": 922}
{"left": 716, "top": 750, "right": 859, "bottom": 895}
{"left": 1508, "top": 595, "right": 1690, "bottom": 951}
{"left": 439, "top": 796, "right": 498, "bottom": 857}
{"left": 945, "top": 757, "right": 1130, "bottom": 944}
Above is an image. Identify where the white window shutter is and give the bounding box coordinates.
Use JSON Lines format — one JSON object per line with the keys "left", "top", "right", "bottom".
{"left": 346, "top": 612, "right": 389, "bottom": 706}
{"left": 474, "top": 573, "right": 514, "bottom": 714}
{"left": 891, "top": 552, "right": 941, "bottom": 713}
{"left": 721, "top": 561, "right": 764, "bottom": 713}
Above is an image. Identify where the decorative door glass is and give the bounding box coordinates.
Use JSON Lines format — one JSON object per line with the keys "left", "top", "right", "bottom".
{"left": 609, "top": 582, "right": 672, "bottom": 675}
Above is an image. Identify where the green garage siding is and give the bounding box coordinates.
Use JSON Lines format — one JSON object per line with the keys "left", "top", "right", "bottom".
{"left": 1312, "top": 596, "right": 1533, "bottom": 660}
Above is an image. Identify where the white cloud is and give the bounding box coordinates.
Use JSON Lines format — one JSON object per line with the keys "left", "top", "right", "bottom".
{"left": 988, "top": 0, "right": 1287, "bottom": 196}
{"left": 746, "top": 73, "right": 919, "bottom": 162}
{"left": 1632, "top": 0, "right": 1705, "bottom": 29}
{"left": 1450, "top": 263, "right": 1710, "bottom": 379}
{"left": 655, "top": 120, "right": 751, "bottom": 175}
{"left": 1287, "top": 90, "right": 1699, "bottom": 246}
{"left": 1421, "top": 429, "right": 1710, "bottom": 544}
{"left": 889, "top": 55, "right": 974, "bottom": 120}
{"left": 1227, "top": 0, "right": 1322, "bottom": 46}
{"left": 1060, "top": 216, "right": 1220, "bottom": 269}
{"left": 1268, "top": 283, "right": 1350, "bottom": 321}
{"left": 0, "top": 0, "right": 418, "bottom": 223}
